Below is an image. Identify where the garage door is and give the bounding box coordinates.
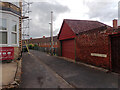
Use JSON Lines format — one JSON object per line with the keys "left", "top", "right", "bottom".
{"left": 62, "top": 39, "right": 75, "bottom": 60}
{"left": 111, "top": 35, "right": 120, "bottom": 73}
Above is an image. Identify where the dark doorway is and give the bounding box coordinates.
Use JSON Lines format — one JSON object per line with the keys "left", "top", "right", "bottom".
{"left": 111, "top": 35, "right": 120, "bottom": 73}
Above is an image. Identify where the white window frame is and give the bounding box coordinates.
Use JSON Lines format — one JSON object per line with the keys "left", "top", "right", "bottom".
{"left": 0, "top": 18, "right": 8, "bottom": 45}
{"left": 0, "top": 11, "right": 19, "bottom": 47}
{"left": 11, "top": 20, "right": 17, "bottom": 45}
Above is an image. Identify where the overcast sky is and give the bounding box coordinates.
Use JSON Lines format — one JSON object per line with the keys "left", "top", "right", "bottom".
{"left": 26, "top": 0, "right": 119, "bottom": 38}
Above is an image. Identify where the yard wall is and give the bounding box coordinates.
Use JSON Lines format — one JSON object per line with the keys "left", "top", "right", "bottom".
{"left": 76, "top": 27, "right": 112, "bottom": 69}
{"left": 14, "top": 47, "right": 21, "bottom": 60}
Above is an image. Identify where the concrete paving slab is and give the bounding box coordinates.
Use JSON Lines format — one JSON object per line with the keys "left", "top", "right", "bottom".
{"left": 1, "top": 62, "right": 17, "bottom": 86}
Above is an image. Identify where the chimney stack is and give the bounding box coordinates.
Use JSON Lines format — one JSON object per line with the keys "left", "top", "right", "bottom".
{"left": 113, "top": 19, "right": 118, "bottom": 29}
{"left": 43, "top": 36, "right": 45, "bottom": 38}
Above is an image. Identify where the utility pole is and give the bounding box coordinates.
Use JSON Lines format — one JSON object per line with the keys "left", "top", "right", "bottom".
{"left": 51, "top": 11, "right": 53, "bottom": 55}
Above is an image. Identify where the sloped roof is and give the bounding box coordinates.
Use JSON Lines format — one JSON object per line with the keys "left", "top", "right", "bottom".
{"left": 22, "top": 36, "right": 57, "bottom": 44}
{"left": 64, "top": 19, "right": 110, "bottom": 34}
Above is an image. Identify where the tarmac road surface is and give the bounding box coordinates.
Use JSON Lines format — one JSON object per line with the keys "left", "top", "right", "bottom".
{"left": 20, "top": 50, "right": 120, "bottom": 88}
{"left": 20, "top": 52, "right": 72, "bottom": 88}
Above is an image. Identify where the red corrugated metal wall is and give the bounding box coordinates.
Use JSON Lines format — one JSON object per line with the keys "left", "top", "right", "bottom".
{"left": 62, "top": 39, "right": 75, "bottom": 60}
{"left": 58, "top": 21, "right": 76, "bottom": 60}
{"left": 59, "top": 22, "right": 76, "bottom": 40}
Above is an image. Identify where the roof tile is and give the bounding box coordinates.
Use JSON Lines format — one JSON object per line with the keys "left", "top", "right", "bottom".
{"left": 64, "top": 19, "right": 110, "bottom": 34}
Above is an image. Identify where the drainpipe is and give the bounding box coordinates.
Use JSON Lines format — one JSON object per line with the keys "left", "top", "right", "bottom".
{"left": 109, "top": 36, "right": 112, "bottom": 71}
{"left": 60, "top": 41, "right": 62, "bottom": 56}
{"left": 74, "top": 37, "right": 77, "bottom": 63}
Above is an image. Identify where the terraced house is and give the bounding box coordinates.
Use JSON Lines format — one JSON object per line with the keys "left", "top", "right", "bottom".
{"left": 22, "top": 36, "right": 58, "bottom": 54}
{"left": 0, "top": 1, "right": 22, "bottom": 61}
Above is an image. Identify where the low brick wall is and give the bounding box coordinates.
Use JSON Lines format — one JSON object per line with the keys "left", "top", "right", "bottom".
{"left": 14, "top": 47, "right": 21, "bottom": 60}
{"left": 75, "top": 27, "right": 120, "bottom": 69}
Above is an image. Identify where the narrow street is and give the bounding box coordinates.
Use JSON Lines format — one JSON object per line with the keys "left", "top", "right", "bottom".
{"left": 20, "top": 50, "right": 119, "bottom": 88}
{"left": 20, "top": 52, "right": 72, "bottom": 88}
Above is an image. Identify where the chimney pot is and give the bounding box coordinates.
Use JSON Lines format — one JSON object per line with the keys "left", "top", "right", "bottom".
{"left": 113, "top": 19, "right": 118, "bottom": 29}
{"left": 43, "top": 36, "right": 45, "bottom": 38}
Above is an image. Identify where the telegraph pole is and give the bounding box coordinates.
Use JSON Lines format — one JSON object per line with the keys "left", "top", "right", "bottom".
{"left": 51, "top": 11, "right": 53, "bottom": 55}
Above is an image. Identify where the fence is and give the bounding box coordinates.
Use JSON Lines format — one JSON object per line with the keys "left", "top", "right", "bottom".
{"left": 31, "top": 46, "right": 58, "bottom": 56}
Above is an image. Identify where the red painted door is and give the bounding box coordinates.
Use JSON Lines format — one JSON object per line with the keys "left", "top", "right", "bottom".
{"left": 62, "top": 39, "right": 75, "bottom": 60}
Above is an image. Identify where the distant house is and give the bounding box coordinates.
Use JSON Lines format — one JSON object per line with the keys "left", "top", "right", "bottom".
{"left": 58, "top": 19, "right": 120, "bottom": 73}
{"left": 22, "top": 36, "right": 58, "bottom": 54}
{"left": 0, "top": 1, "right": 22, "bottom": 61}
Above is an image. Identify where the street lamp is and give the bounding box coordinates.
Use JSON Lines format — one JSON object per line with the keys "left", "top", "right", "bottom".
{"left": 49, "top": 11, "right": 54, "bottom": 55}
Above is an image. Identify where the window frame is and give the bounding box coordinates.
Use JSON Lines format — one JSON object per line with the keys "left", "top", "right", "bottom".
{"left": 11, "top": 20, "right": 17, "bottom": 45}
{"left": 0, "top": 11, "right": 19, "bottom": 47}
{"left": 0, "top": 18, "right": 8, "bottom": 45}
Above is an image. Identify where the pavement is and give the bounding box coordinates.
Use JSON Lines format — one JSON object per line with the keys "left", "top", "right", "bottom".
{"left": 20, "top": 52, "right": 73, "bottom": 88}
{"left": 29, "top": 50, "right": 120, "bottom": 88}
{"left": 1, "top": 62, "right": 17, "bottom": 86}
{"left": 0, "top": 60, "right": 22, "bottom": 89}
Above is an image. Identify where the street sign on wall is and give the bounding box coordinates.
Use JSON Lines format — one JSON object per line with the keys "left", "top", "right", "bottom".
{"left": 0, "top": 47, "right": 14, "bottom": 60}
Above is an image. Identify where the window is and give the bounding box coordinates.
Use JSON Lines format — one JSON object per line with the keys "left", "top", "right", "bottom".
{"left": 11, "top": 33, "right": 17, "bottom": 44}
{"left": 11, "top": 21, "right": 17, "bottom": 44}
{"left": 12, "top": 21, "right": 17, "bottom": 32}
{"left": 0, "top": 18, "right": 7, "bottom": 44}
{"left": 0, "top": 32, "right": 7, "bottom": 44}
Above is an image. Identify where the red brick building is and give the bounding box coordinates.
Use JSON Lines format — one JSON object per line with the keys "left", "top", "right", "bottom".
{"left": 23, "top": 36, "right": 58, "bottom": 47}
{"left": 23, "top": 36, "right": 58, "bottom": 54}
{"left": 58, "top": 19, "right": 120, "bottom": 73}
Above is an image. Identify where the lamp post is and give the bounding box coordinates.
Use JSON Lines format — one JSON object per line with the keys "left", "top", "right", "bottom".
{"left": 49, "top": 11, "right": 53, "bottom": 55}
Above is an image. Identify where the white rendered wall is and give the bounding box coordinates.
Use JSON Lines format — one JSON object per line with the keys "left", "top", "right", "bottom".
{"left": 118, "top": 1, "right": 120, "bottom": 26}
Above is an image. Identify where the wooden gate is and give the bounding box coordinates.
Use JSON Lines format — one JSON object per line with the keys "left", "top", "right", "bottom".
{"left": 111, "top": 35, "right": 120, "bottom": 73}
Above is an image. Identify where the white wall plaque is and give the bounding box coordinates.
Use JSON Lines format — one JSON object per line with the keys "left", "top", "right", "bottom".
{"left": 91, "top": 53, "right": 107, "bottom": 58}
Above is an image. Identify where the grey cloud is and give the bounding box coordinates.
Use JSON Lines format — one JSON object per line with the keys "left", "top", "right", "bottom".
{"left": 53, "top": 29, "right": 59, "bottom": 36}
{"left": 86, "top": 0, "right": 118, "bottom": 22}
{"left": 29, "top": 2, "right": 70, "bottom": 38}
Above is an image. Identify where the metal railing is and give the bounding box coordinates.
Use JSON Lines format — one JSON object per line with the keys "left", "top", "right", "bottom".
{"left": 30, "top": 46, "right": 58, "bottom": 56}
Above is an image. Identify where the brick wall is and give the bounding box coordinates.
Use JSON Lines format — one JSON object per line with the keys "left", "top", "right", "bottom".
{"left": 76, "top": 27, "right": 111, "bottom": 69}
{"left": 14, "top": 47, "right": 21, "bottom": 60}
